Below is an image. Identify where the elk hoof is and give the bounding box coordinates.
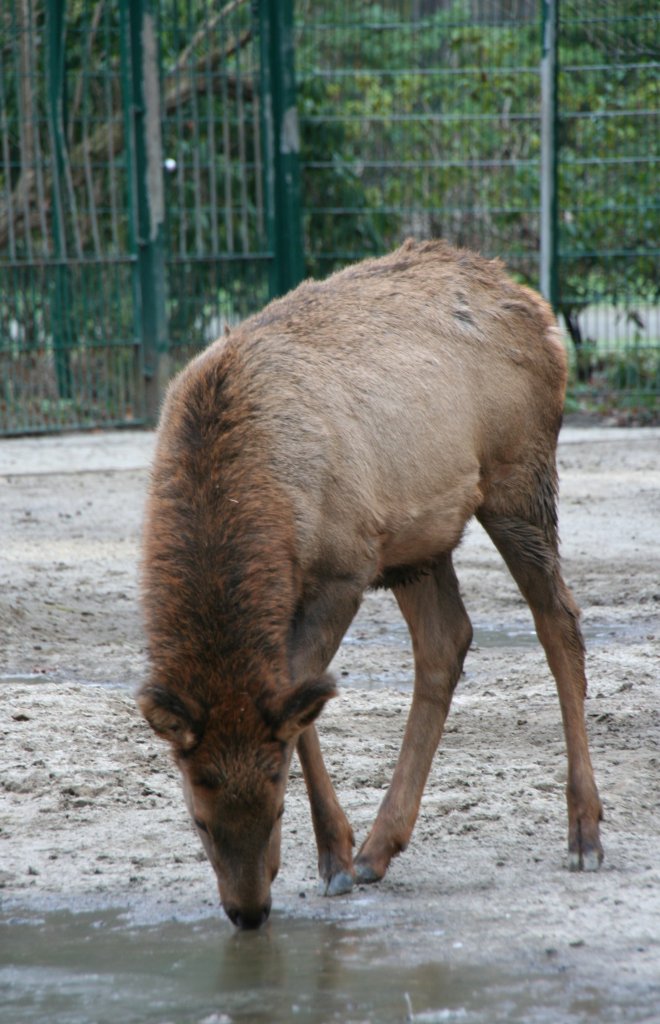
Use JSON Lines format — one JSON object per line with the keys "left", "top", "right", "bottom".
{"left": 568, "top": 848, "right": 603, "bottom": 872}
{"left": 354, "top": 859, "right": 384, "bottom": 885}
{"left": 321, "top": 870, "right": 354, "bottom": 897}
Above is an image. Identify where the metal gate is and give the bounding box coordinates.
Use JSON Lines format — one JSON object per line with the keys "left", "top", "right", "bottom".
{"left": 0, "top": 0, "right": 301, "bottom": 434}
{"left": 1, "top": 1, "right": 658, "bottom": 434}
{"left": 1, "top": 0, "right": 147, "bottom": 433}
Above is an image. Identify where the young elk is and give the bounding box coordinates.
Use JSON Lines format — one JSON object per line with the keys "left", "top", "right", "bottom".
{"left": 139, "top": 240, "right": 603, "bottom": 929}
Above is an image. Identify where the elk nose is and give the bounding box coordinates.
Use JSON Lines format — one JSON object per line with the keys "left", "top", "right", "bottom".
{"left": 225, "top": 901, "right": 271, "bottom": 930}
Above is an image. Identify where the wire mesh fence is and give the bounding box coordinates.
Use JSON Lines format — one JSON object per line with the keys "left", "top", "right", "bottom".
{"left": 0, "top": 0, "right": 658, "bottom": 435}
{"left": 0, "top": 0, "right": 271, "bottom": 435}
{"left": 557, "top": 0, "right": 659, "bottom": 408}
{"left": 295, "top": 0, "right": 659, "bottom": 416}
{"left": 295, "top": 0, "right": 543, "bottom": 283}
{"left": 0, "top": 0, "right": 144, "bottom": 433}
{"left": 159, "top": 0, "right": 270, "bottom": 367}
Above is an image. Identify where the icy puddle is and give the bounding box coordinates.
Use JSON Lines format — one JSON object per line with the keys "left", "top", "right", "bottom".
{"left": 341, "top": 620, "right": 652, "bottom": 654}
{"left": 335, "top": 616, "right": 653, "bottom": 691}
{"left": 1, "top": 909, "right": 656, "bottom": 1024}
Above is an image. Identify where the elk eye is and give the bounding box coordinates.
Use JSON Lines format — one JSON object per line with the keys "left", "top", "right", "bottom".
{"left": 194, "top": 817, "right": 208, "bottom": 833}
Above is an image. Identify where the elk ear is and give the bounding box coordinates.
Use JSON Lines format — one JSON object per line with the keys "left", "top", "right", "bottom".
{"left": 137, "top": 684, "right": 205, "bottom": 753}
{"left": 270, "top": 674, "right": 337, "bottom": 742}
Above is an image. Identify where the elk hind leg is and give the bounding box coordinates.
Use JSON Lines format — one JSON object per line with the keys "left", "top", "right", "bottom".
{"left": 478, "top": 506, "right": 604, "bottom": 870}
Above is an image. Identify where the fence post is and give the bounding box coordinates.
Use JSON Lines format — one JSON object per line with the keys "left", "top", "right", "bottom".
{"left": 257, "top": 0, "right": 305, "bottom": 297}
{"left": 540, "top": 0, "right": 559, "bottom": 308}
{"left": 46, "top": 0, "right": 73, "bottom": 400}
{"left": 122, "top": 0, "right": 168, "bottom": 424}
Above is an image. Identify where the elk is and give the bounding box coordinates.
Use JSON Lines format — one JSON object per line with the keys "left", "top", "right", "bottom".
{"left": 138, "top": 239, "right": 603, "bottom": 929}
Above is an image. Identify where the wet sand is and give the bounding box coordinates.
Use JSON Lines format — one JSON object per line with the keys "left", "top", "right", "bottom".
{"left": 1, "top": 426, "right": 659, "bottom": 1022}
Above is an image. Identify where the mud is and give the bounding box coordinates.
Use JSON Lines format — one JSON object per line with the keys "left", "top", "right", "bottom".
{"left": 1, "top": 425, "right": 659, "bottom": 1023}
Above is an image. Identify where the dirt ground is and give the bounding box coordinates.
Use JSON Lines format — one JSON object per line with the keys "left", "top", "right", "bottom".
{"left": 1, "top": 425, "right": 659, "bottom": 1006}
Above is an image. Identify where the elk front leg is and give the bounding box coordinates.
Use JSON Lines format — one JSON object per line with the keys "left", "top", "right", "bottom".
{"left": 290, "top": 577, "right": 364, "bottom": 895}
{"left": 355, "top": 555, "right": 473, "bottom": 884}
{"left": 297, "top": 725, "right": 355, "bottom": 895}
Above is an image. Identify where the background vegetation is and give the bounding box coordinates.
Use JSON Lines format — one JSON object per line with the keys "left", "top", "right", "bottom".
{"left": 0, "top": 0, "right": 657, "bottom": 431}
{"left": 295, "top": 0, "right": 659, "bottom": 411}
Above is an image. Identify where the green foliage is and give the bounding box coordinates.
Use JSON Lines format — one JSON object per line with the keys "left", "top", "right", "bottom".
{"left": 297, "top": 1, "right": 544, "bottom": 277}
{"left": 295, "top": 0, "right": 659, "bottom": 360}
{"left": 557, "top": 2, "right": 659, "bottom": 307}
{"left": 1, "top": 0, "right": 657, "bottom": 433}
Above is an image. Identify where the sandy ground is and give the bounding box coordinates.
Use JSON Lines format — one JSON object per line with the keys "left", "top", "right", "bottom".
{"left": 1, "top": 426, "right": 659, "bottom": 1004}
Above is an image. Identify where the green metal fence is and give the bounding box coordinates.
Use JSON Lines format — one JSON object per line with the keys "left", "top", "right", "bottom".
{"left": 1, "top": 0, "right": 658, "bottom": 435}
{"left": 1, "top": 0, "right": 144, "bottom": 433}
{"left": 158, "top": 0, "right": 269, "bottom": 376}
{"left": 0, "top": 0, "right": 296, "bottom": 433}
{"left": 295, "top": 0, "right": 659, "bottom": 415}
{"left": 557, "top": 0, "right": 659, "bottom": 406}
{"left": 296, "top": 0, "right": 544, "bottom": 281}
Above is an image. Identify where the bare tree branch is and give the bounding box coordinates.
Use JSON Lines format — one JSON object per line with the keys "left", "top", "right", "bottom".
{"left": 0, "top": 17, "right": 253, "bottom": 255}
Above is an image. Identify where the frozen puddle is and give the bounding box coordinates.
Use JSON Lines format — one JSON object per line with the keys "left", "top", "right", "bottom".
{"left": 337, "top": 617, "right": 652, "bottom": 690}
{"left": 1, "top": 909, "right": 656, "bottom": 1024}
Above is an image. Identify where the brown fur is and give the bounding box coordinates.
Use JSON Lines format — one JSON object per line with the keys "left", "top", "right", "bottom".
{"left": 139, "top": 239, "right": 603, "bottom": 929}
